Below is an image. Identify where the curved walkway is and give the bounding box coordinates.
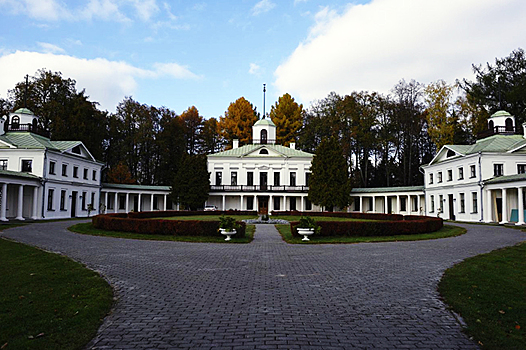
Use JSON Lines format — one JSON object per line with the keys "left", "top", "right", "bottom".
{"left": 2, "top": 222, "right": 525, "bottom": 349}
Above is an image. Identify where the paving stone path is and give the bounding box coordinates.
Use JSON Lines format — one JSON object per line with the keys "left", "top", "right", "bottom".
{"left": 2, "top": 221, "right": 526, "bottom": 349}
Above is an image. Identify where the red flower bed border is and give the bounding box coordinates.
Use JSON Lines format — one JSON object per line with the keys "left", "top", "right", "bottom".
{"left": 275, "top": 211, "right": 443, "bottom": 237}
{"left": 92, "top": 211, "right": 251, "bottom": 238}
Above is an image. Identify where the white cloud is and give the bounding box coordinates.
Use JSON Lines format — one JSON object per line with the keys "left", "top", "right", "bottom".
{"left": 249, "top": 63, "right": 261, "bottom": 75}
{"left": 37, "top": 42, "right": 65, "bottom": 54}
{"left": 251, "top": 0, "right": 275, "bottom": 16}
{"left": 0, "top": 51, "right": 200, "bottom": 112}
{"left": 274, "top": 0, "right": 526, "bottom": 104}
{"left": 130, "top": 0, "right": 159, "bottom": 21}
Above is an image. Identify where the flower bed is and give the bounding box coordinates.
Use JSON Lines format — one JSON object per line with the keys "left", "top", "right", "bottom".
{"left": 285, "top": 212, "right": 442, "bottom": 237}
{"left": 92, "top": 212, "right": 247, "bottom": 238}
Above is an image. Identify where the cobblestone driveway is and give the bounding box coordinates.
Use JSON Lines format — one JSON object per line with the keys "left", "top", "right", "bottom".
{"left": 2, "top": 221, "right": 525, "bottom": 349}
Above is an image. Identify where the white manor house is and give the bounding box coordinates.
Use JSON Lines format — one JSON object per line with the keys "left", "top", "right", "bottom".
{"left": 1, "top": 108, "right": 525, "bottom": 225}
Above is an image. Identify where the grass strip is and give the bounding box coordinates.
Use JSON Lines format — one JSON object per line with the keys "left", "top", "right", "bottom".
{"left": 69, "top": 222, "right": 255, "bottom": 243}
{"left": 275, "top": 224, "right": 465, "bottom": 244}
{"left": 0, "top": 238, "right": 113, "bottom": 350}
{"left": 438, "top": 242, "right": 526, "bottom": 350}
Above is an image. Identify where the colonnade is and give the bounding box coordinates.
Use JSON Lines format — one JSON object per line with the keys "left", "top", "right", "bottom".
{"left": 351, "top": 194, "right": 425, "bottom": 215}
{"left": 0, "top": 183, "right": 40, "bottom": 221}
{"left": 218, "top": 194, "right": 310, "bottom": 212}
{"left": 100, "top": 191, "right": 173, "bottom": 213}
{"left": 485, "top": 187, "right": 525, "bottom": 225}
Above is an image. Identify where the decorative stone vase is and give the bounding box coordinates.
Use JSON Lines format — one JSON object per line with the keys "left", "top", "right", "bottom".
{"left": 220, "top": 228, "right": 236, "bottom": 241}
{"left": 297, "top": 227, "right": 314, "bottom": 241}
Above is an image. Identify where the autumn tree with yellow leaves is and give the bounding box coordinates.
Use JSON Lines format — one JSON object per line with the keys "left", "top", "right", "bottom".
{"left": 219, "top": 97, "right": 259, "bottom": 146}
{"left": 269, "top": 93, "right": 303, "bottom": 146}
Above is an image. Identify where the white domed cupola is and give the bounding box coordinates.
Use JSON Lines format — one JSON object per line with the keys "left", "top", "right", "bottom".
{"left": 252, "top": 118, "right": 276, "bottom": 144}
{"left": 487, "top": 110, "right": 515, "bottom": 133}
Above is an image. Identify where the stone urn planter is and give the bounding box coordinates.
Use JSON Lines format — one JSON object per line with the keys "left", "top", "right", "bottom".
{"left": 220, "top": 228, "right": 236, "bottom": 241}
{"left": 297, "top": 227, "right": 314, "bottom": 241}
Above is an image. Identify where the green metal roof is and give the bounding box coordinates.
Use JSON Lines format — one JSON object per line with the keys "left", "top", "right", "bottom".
{"left": 254, "top": 118, "right": 275, "bottom": 127}
{"left": 0, "top": 132, "right": 82, "bottom": 151}
{"left": 14, "top": 108, "right": 34, "bottom": 115}
{"left": 209, "top": 144, "right": 313, "bottom": 158}
{"left": 489, "top": 110, "right": 511, "bottom": 118}
{"left": 351, "top": 186, "right": 424, "bottom": 194}
{"left": 484, "top": 173, "right": 526, "bottom": 185}
{"left": 102, "top": 183, "right": 172, "bottom": 191}
{"left": 0, "top": 169, "right": 40, "bottom": 180}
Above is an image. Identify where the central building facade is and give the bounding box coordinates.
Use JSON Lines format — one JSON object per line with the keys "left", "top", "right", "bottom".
{"left": 206, "top": 119, "right": 321, "bottom": 214}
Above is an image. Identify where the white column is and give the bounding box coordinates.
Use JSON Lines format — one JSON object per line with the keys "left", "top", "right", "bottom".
{"left": 500, "top": 188, "right": 508, "bottom": 224}
{"left": 516, "top": 187, "right": 524, "bottom": 225}
{"left": 384, "top": 196, "right": 388, "bottom": 213}
{"left": 222, "top": 195, "right": 226, "bottom": 211}
{"left": 0, "top": 183, "right": 8, "bottom": 221}
{"left": 16, "top": 184, "right": 24, "bottom": 220}
{"left": 372, "top": 196, "right": 376, "bottom": 213}
{"left": 300, "top": 196, "right": 304, "bottom": 212}
{"left": 254, "top": 195, "right": 257, "bottom": 211}
{"left": 150, "top": 194, "right": 154, "bottom": 211}
{"left": 126, "top": 193, "right": 130, "bottom": 213}
{"left": 114, "top": 192, "right": 118, "bottom": 213}
{"left": 138, "top": 193, "right": 142, "bottom": 212}
{"left": 396, "top": 195, "right": 401, "bottom": 214}
{"left": 240, "top": 195, "right": 244, "bottom": 210}
{"left": 407, "top": 195, "right": 411, "bottom": 214}
{"left": 485, "top": 189, "right": 493, "bottom": 223}
{"left": 31, "top": 186, "right": 38, "bottom": 220}
{"left": 163, "top": 194, "right": 167, "bottom": 211}
{"left": 360, "top": 196, "right": 364, "bottom": 213}
{"left": 269, "top": 195, "right": 273, "bottom": 214}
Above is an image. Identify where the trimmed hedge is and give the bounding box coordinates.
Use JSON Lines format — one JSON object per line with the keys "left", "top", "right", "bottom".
{"left": 92, "top": 212, "right": 246, "bottom": 238}
{"left": 288, "top": 213, "right": 443, "bottom": 237}
{"left": 272, "top": 210, "right": 404, "bottom": 221}
{"left": 127, "top": 210, "right": 257, "bottom": 219}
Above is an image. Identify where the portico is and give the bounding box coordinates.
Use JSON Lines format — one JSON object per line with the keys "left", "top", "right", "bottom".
{"left": 484, "top": 174, "right": 526, "bottom": 225}
{"left": 0, "top": 171, "right": 41, "bottom": 221}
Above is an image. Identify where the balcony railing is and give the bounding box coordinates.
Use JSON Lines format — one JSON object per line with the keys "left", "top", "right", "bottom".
{"left": 477, "top": 126, "right": 522, "bottom": 139}
{"left": 7, "top": 123, "right": 50, "bottom": 138}
{"left": 210, "top": 185, "right": 309, "bottom": 193}
{"left": 252, "top": 139, "right": 276, "bottom": 144}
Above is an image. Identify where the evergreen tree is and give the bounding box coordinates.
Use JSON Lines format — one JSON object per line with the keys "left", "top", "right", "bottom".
{"left": 308, "top": 137, "right": 351, "bottom": 211}
{"left": 171, "top": 154, "right": 210, "bottom": 210}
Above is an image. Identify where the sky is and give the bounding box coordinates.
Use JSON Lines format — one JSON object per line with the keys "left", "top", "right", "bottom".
{"left": 0, "top": 0, "right": 525, "bottom": 119}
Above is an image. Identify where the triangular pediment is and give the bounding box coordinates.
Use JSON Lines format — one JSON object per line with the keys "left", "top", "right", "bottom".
{"left": 243, "top": 146, "right": 285, "bottom": 158}
{"left": 429, "top": 146, "right": 465, "bottom": 165}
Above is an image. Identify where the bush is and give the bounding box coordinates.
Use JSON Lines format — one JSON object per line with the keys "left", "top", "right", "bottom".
{"left": 271, "top": 210, "right": 404, "bottom": 221}
{"left": 289, "top": 215, "right": 442, "bottom": 237}
{"left": 127, "top": 210, "right": 257, "bottom": 219}
{"left": 92, "top": 214, "right": 247, "bottom": 238}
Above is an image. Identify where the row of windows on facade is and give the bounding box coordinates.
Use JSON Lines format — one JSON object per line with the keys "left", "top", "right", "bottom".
{"left": 49, "top": 161, "right": 97, "bottom": 181}
{"left": 47, "top": 189, "right": 95, "bottom": 211}
{"left": 215, "top": 171, "right": 309, "bottom": 187}
{"left": 429, "top": 193, "right": 477, "bottom": 214}
{"left": 427, "top": 163, "right": 526, "bottom": 185}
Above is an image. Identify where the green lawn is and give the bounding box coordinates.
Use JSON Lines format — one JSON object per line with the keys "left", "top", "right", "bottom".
{"left": 69, "top": 222, "right": 255, "bottom": 243}
{"left": 272, "top": 215, "right": 377, "bottom": 222}
{"left": 0, "top": 238, "right": 113, "bottom": 350}
{"left": 154, "top": 215, "right": 257, "bottom": 221}
{"left": 439, "top": 242, "right": 526, "bottom": 350}
{"left": 275, "top": 224, "right": 465, "bottom": 244}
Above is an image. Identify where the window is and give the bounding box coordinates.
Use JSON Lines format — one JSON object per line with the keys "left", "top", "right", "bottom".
{"left": 400, "top": 197, "right": 407, "bottom": 212}
{"left": 458, "top": 167, "right": 464, "bottom": 180}
{"left": 306, "top": 173, "right": 311, "bottom": 187}
{"left": 260, "top": 129, "right": 267, "bottom": 144}
{"left": 72, "top": 145, "right": 81, "bottom": 154}
{"left": 62, "top": 164, "right": 68, "bottom": 176}
{"left": 247, "top": 172, "right": 254, "bottom": 186}
{"left": 273, "top": 198, "right": 280, "bottom": 210}
{"left": 73, "top": 166, "right": 79, "bottom": 178}
{"left": 439, "top": 195, "right": 444, "bottom": 212}
{"left": 460, "top": 193, "right": 465, "bottom": 213}
{"left": 412, "top": 197, "right": 418, "bottom": 212}
{"left": 12, "top": 116, "right": 20, "bottom": 128}
{"left": 153, "top": 196, "right": 158, "bottom": 210}
{"left": 83, "top": 168, "right": 88, "bottom": 180}
{"left": 290, "top": 172, "right": 296, "bottom": 186}
{"left": 430, "top": 195, "right": 435, "bottom": 212}
{"left": 92, "top": 170, "right": 97, "bottom": 181}
{"left": 60, "top": 190, "right": 66, "bottom": 210}
{"left": 259, "top": 149, "right": 268, "bottom": 155}
{"left": 107, "top": 194, "right": 113, "bottom": 210}
{"left": 290, "top": 197, "right": 296, "bottom": 211}
{"left": 0, "top": 159, "right": 7, "bottom": 170}
{"left": 91, "top": 192, "right": 95, "bottom": 206}
{"left": 438, "top": 172, "right": 442, "bottom": 183}
{"left": 447, "top": 149, "right": 455, "bottom": 158}
{"left": 119, "top": 195, "right": 126, "bottom": 210}
{"left": 49, "top": 161, "right": 56, "bottom": 174}
{"left": 82, "top": 192, "right": 86, "bottom": 210}
{"left": 429, "top": 173, "right": 433, "bottom": 184}
{"left": 47, "top": 189, "right": 54, "bottom": 210}
{"left": 470, "top": 165, "right": 476, "bottom": 178}
{"left": 21, "top": 160, "right": 32, "bottom": 172}
{"left": 247, "top": 197, "right": 253, "bottom": 210}
{"left": 274, "top": 172, "right": 280, "bottom": 186}
{"left": 494, "top": 164, "right": 504, "bottom": 177}
{"left": 215, "top": 172, "right": 222, "bottom": 185}
{"left": 447, "top": 169, "right": 452, "bottom": 181}
{"left": 231, "top": 172, "right": 237, "bottom": 185}
{"left": 518, "top": 164, "right": 526, "bottom": 174}
{"left": 472, "top": 192, "right": 478, "bottom": 213}
{"left": 305, "top": 198, "right": 312, "bottom": 211}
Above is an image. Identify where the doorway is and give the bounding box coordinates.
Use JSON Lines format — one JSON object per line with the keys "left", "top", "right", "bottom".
{"left": 71, "top": 191, "right": 77, "bottom": 218}
{"left": 260, "top": 172, "right": 268, "bottom": 191}
{"left": 258, "top": 196, "right": 268, "bottom": 215}
{"left": 448, "top": 194, "right": 455, "bottom": 220}
{"left": 495, "top": 197, "right": 502, "bottom": 222}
